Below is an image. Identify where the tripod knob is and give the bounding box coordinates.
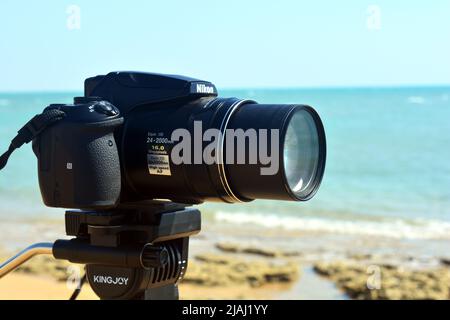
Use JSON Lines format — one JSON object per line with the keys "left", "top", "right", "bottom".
{"left": 141, "top": 245, "right": 169, "bottom": 269}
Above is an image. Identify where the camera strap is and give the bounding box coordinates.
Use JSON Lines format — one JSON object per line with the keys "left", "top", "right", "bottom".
{"left": 0, "top": 109, "right": 66, "bottom": 171}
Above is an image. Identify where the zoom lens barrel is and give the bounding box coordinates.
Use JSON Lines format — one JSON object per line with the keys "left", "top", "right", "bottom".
{"left": 123, "top": 98, "right": 326, "bottom": 204}
{"left": 225, "top": 103, "right": 326, "bottom": 201}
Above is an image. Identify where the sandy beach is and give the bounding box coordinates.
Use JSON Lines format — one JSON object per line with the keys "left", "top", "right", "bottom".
{"left": 0, "top": 274, "right": 305, "bottom": 300}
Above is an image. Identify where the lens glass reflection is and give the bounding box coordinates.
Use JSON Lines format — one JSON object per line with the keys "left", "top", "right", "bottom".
{"left": 283, "top": 109, "right": 320, "bottom": 198}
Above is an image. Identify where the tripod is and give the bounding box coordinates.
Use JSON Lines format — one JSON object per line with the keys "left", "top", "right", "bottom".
{"left": 0, "top": 201, "right": 201, "bottom": 300}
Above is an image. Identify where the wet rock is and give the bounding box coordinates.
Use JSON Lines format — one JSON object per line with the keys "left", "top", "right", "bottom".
{"left": 440, "top": 258, "right": 450, "bottom": 267}
{"left": 215, "top": 242, "right": 300, "bottom": 258}
{"left": 348, "top": 253, "right": 373, "bottom": 261}
{"left": 0, "top": 251, "right": 73, "bottom": 281}
{"left": 314, "top": 261, "right": 450, "bottom": 300}
{"left": 15, "top": 255, "right": 73, "bottom": 281}
{"left": 184, "top": 254, "right": 300, "bottom": 288}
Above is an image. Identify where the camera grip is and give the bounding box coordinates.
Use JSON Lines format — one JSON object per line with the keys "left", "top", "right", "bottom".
{"left": 35, "top": 116, "right": 123, "bottom": 209}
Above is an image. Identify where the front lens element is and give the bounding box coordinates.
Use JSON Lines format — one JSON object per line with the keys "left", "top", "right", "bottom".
{"left": 283, "top": 109, "right": 320, "bottom": 199}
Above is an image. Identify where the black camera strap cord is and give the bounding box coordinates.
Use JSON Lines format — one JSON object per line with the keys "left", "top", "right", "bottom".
{"left": 0, "top": 108, "right": 66, "bottom": 171}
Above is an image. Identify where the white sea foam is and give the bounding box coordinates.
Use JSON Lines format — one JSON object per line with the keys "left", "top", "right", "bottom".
{"left": 407, "top": 96, "right": 426, "bottom": 104}
{"left": 214, "top": 211, "right": 450, "bottom": 240}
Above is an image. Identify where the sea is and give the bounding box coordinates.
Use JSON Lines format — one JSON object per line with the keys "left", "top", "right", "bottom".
{"left": 1, "top": 87, "right": 450, "bottom": 241}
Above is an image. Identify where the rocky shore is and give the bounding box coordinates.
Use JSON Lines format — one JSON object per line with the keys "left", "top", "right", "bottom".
{"left": 2, "top": 232, "right": 450, "bottom": 300}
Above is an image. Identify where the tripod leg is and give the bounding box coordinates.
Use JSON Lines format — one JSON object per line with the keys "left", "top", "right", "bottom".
{"left": 143, "top": 284, "right": 179, "bottom": 300}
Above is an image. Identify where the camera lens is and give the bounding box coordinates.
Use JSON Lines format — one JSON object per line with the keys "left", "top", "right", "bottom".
{"left": 283, "top": 109, "right": 321, "bottom": 200}
{"left": 122, "top": 99, "right": 326, "bottom": 204}
{"left": 224, "top": 103, "right": 326, "bottom": 202}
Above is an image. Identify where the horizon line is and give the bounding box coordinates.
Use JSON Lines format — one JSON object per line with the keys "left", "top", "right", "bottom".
{"left": 1, "top": 83, "right": 450, "bottom": 94}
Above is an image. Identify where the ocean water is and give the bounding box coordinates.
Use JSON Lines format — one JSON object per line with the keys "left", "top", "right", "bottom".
{"left": 1, "top": 88, "right": 450, "bottom": 240}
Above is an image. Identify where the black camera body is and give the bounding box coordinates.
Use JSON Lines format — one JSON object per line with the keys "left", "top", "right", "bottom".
{"left": 33, "top": 72, "right": 218, "bottom": 209}
{"left": 33, "top": 71, "right": 326, "bottom": 210}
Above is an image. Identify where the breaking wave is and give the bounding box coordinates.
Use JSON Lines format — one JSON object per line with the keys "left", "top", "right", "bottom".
{"left": 214, "top": 211, "right": 450, "bottom": 240}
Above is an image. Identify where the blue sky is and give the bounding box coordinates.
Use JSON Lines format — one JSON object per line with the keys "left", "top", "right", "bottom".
{"left": 0, "top": 0, "right": 449, "bottom": 91}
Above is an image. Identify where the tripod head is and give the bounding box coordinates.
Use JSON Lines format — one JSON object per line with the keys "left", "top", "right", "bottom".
{"left": 0, "top": 201, "right": 201, "bottom": 300}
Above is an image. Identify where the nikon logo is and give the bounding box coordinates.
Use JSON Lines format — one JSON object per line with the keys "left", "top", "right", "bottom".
{"left": 196, "top": 84, "right": 215, "bottom": 94}
{"left": 93, "top": 275, "right": 129, "bottom": 286}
